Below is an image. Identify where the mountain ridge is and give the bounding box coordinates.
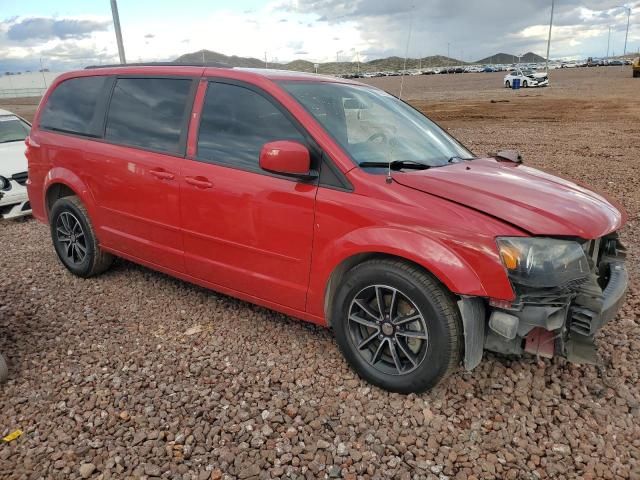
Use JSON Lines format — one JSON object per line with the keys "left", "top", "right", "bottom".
{"left": 174, "top": 49, "right": 547, "bottom": 74}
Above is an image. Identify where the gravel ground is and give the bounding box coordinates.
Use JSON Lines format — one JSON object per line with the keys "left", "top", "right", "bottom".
{"left": 1, "top": 67, "right": 639, "bottom": 479}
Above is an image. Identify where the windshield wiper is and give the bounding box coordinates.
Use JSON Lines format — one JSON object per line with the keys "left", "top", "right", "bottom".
{"left": 0, "top": 139, "right": 23, "bottom": 144}
{"left": 359, "top": 160, "right": 432, "bottom": 171}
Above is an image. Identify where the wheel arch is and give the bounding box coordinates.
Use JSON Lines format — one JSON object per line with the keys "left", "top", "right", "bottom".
{"left": 324, "top": 251, "right": 467, "bottom": 328}
{"left": 43, "top": 167, "right": 97, "bottom": 222}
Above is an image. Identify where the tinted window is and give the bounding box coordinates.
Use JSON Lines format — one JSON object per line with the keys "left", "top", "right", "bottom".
{"left": 40, "top": 76, "right": 107, "bottom": 136}
{"left": 106, "top": 78, "right": 192, "bottom": 154}
{"left": 197, "top": 82, "right": 304, "bottom": 169}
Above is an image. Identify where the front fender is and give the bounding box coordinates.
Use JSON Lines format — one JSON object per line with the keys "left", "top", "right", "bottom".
{"left": 306, "top": 226, "right": 513, "bottom": 321}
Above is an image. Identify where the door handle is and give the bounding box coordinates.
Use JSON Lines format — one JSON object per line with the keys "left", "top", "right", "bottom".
{"left": 149, "top": 169, "right": 175, "bottom": 180}
{"left": 185, "top": 176, "right": 213, "bottom": 189}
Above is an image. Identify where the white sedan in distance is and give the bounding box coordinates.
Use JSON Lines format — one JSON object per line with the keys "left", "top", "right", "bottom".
{"left": 0, "top": 109, "right": 31, "bottom": 219}
{"left": 504, "top": 68, "right": 549, "bottom": 88}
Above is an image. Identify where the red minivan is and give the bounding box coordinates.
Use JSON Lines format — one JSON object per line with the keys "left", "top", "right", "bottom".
{"left": 26, "top": 64, "right": 628, "bottom": 393}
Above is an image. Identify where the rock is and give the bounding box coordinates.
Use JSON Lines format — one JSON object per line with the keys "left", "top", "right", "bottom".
{"left": 79, "top": 463, "right": 96, "bottom": 478}
{"left": 238, "top": 463, "right": 261, "bottom": 478}
{"left": 317, "top": 439, "right": 331, "bottom": 449}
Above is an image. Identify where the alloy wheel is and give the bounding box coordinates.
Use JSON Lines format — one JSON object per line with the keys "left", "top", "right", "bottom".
{"left": 55, "top": 211, "right": 87, "bottom": 266}
{"left": 347, "top": 284, "right": 429, "bottom": 376}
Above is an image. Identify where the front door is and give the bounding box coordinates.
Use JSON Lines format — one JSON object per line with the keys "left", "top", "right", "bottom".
{"left": 180, "top": 81, "right": 317, "bottom": 311}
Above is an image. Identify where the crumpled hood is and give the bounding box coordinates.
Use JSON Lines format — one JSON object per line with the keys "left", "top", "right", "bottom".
{"left": 393, "top": 158, "right": 625, "bottom": 239}
{"left": 0, "top": 140, "right": 28, "bottom": 177}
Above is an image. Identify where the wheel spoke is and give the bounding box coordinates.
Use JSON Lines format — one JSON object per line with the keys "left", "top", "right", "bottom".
{"left": 75, "top": 242, "right": 87, "bottom": 255}
{"left": 389, "top": 289, "right": 398, "bottom": 319}
{"left": 66, "top": 242, "right": 74, "bottom": 260}
{"left": 375, "top": 286, "right": 385, "bottom": 317}
{"left": 72, "top": 220, "right": 81, "bottom": 234}
{"left": 393, "top": 313, "right": 422, "bottom": 326}
{"left": 388, "top": 340, "right": 403, "bottom": 374}
{"left": 74, "top": 243, "right": 86, "bottom": 260}
{"left": 61, "top": 213, "right": 71, "bottom": 232}
{"left": 395, "top": 329, "right": 428, "bottom": 340}
{"left": 371, "top": 338, "right": 387, "bottom": 365}
{"left": 354, "top": 299, "right": 381, "bottom": 321}
{"left": 56, "top": 226, "right": 70, "bottom": 237}
{"left": 349, "top": 314, "right": 379, "bottom": 330}
{"left": 395, "top": 339, "right": 418, "bottom": 368}
{"left": 357, "top": 329, "right": 380, "bottom": 350}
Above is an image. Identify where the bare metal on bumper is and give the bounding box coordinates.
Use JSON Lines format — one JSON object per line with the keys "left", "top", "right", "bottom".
{"left": 460, "top": 234, "right": 628, "bottom": 369}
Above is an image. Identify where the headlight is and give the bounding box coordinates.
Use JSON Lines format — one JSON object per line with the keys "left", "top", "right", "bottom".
{"left": 0, "top": 176, "right": 10, "bottom": 191}
{"left": 497, "top": 237, "right": 590, "bottom": 288}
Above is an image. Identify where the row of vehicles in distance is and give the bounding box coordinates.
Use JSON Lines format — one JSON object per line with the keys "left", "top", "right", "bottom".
{"left": 338, "top": 58, "right": 635, "bottom": 79}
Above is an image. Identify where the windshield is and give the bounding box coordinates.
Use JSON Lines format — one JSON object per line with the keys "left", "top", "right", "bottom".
{"left": 281, "top": 82, "right": 473, "bottom": 168}
{"left": 0, "top": 115, "right": 30, "bottom": 143}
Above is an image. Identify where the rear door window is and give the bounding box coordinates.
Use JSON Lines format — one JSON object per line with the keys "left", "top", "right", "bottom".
{"left": 197, "top": 82, "right": 305, "bottom": 170}
{"left": 105, "top": 77, "right": 193, "bottom": 155}
{"left": 39, "top": 76, "right": 108, "bottom": 137}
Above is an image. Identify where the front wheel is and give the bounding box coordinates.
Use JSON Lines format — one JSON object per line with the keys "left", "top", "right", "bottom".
{"left": 49, "top": 196, "right": 113, "bottom": 278}
{"left": 332, "top": 259, "right": 462, "bottom": 393}
{"left": 523, "top": 80, "right": 528, "bottom": 87}
{"left": 505, "top": 80, "right": 511, "bottom": 88}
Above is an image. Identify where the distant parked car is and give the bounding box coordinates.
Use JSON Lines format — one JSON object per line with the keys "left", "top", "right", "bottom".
{"left": 608, "top": 60, "right": 624, "bottom": 66}
{"left": 0, "top": 109, "right": 31, "bottom": 219}
{"left": 504, "top": 68, "right": 549, "bottom": 88}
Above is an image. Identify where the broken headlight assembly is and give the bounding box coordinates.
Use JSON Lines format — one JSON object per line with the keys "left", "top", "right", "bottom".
{"left": 496, "top": 237, "right": 591, "bottom": 288}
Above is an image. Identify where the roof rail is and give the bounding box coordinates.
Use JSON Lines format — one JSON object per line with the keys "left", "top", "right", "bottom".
{"left": 85, "top": 61, "right": 232, "bottom": 69}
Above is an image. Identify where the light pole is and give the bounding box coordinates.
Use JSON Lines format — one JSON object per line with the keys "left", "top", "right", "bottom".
{"left": 110, "top": 0, "right": 126, "bottom": 64}
{"left": 607, "top": 26, "right": 612, "bottom": 59}
{"left": 545, "top": 0, "right": 555, "bottom": 72}
{"left": 615, "top": 6, "right": 631, "bottom": 56}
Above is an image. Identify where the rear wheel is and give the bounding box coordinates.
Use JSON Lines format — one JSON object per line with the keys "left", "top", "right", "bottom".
{"left": 523, "top": 80, "right": 528, "bottom": 88}
{"left": 332, "top": 259, "right": 462, "bottom": 393}
{"left": 505, "top": 80, "right": 511, "bottom": 88}
{"left": 50, "top": 196, "right": 113, "bottom": 277}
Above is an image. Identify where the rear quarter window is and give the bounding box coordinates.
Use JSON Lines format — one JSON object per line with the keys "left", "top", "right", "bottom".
{"left": 39, "top": 76, "right": 108, "bottom": 137}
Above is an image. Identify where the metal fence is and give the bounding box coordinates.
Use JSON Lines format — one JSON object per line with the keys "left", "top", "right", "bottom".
{"left": 0, "top": 87, "right": 46, "bottom": 99}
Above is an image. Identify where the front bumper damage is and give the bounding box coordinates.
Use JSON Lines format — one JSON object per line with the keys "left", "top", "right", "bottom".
{"left": 460, "top": 234, "right": 628, "bottom": 369}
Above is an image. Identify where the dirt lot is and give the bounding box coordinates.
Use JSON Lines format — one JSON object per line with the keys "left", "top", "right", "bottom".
{"left": 1, "top": 67, "right": 639, "bottom": 479}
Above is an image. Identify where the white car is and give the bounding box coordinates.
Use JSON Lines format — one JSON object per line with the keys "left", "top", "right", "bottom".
{"left": 0, "top": 109, "right": 31, "bottom": 219}
{"left": 504, "top": 68, "right": 549, "bottom": 88}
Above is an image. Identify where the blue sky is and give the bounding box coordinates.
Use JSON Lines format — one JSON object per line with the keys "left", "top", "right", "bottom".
{"left": 0, "top": 0, "right": 638, "bottom": 72}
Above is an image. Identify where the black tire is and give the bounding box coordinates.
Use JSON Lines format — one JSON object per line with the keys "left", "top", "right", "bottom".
{"left": 332, "top": 259, "right": 462, "bottom": 393}
{"left": 634, "top": 70, "right": 640, "bottom": 78}
{"left": 49, "top": 196, "right": 113, "bottom": 278}
{"left": 505, "top": 80, "right": 511, "bottom": 88}
{"left": 523, "top": 80, "right": 528, "bottom": 88}
{"left": 0, "top": 353, "right": 7, "bottom": 383}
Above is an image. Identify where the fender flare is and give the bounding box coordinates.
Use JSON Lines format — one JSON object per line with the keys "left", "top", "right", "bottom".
{"left": 43, "top": 167, "right": 97, "bottom": 222}
{"left": 307, "top": 226, "right": 500, "bottom": 322}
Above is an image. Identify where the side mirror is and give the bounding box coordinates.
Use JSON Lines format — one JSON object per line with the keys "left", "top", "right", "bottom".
{"left": 259, "top": 141, "right": 317, "bottom": 180}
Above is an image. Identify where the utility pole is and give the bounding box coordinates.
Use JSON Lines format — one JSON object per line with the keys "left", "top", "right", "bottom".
{"left": 447, "top": 42, "right": 450, "bottom": 59}
{"left": 110, "top": 0, "right": 126, "bottom": 64}
{"left": 622, "top": 6, "right": 631, "bottom": 56}
{"left": 545, "top": 0, "right": 555, "bottom": 72}
{"left": 264, "top": 52, "right": 268, "bottom": 68}
{"left": 39, "top": 57, "right": 47, "bottom": 88}
{"left": 607, "top": 26, "right": 612, "bottom": 59}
